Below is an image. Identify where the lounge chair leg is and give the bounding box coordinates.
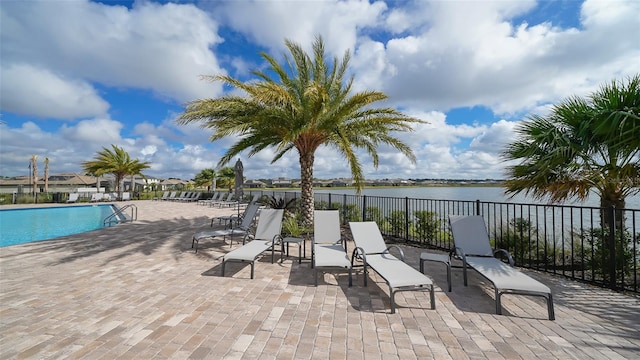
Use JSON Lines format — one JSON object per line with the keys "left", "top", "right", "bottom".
{"left": 221, "top": 260, "right": 226, "bottom": 277}
{"left": 390, "top": 287, "right": 396, "bottom": 314}
{"left": 430, "top": 285, "right": 436, "bottom": 310}
{"left": 348, "top": 268, "right": 352, "bottom": 287}
{"left": 548, "top": 293, "right": 555, "bottom": 320}
{"left": 250, "top": 263, "right": 255, "bottom": 279}
{"left": 315, "top": 269, "right": 318, "bottom": 286}
{"left": 495, "top": 289, "right": 502, "bottom": 315}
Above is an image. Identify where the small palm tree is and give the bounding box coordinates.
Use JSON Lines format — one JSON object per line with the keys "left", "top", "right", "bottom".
{"left": 178, "top": 35, "right": 424, "bottom": 225}
{"left": 503, "top": 74, "right": 640, "bottom": 228}
{"left": 194, "top": 168, "right": 217, "bottom": 191}
{"left": 81, "top": 145, "right": 151, "bottom": 197}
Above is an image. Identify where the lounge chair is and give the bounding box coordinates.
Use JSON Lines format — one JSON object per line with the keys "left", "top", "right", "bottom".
{"left": 89, "top": 193, "right": 103, "bottom": 202}
{"left": 121, "top": 192, "right": 130, "bottom": 201}
{"left": 211, "top": 201, "right": 254, "bottom": 228}
{"left": 153, "top": 191, "right": 169, "bottom": 201}
{"left": 215, "top": 193, "right": 238, "bottom": 208}
{"left": 449, "top": 215, "right": 555, "bottom": 320}
{"left": 163, "top": 191, "right": 177, "bottom": 201}
{"left": 198, "top": 192, "right": 221, "bottom": 206}
{"left": 66, "top": 193, "right": 79, "bottom": 203}
{"left": 349, "top": 221, "right": 435, "bottom": 313}
{"left": 192, "top": 204, "right": 260, "bottom": 252}
{"left": 221, "top": 209, "right": 284, "bottom": 279}
{"left": 183, "top": 192, "right": 201, "bottom": 202}
{"left": 312, "top": 210, "right": 352, "bottom": 286}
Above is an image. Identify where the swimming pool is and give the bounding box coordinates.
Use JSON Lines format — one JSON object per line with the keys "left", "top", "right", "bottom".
{"left": 0, "top": 205, "right": 116, "bottom": 247}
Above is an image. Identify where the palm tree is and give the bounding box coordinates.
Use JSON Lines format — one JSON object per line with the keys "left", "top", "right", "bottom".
{"left": 178, "top": 35, "right": 424, "bottom": 225}
{"left": 31, "top": 155, "right": 37, "bottom": 198}
{"left": 81, "top": 145, "right": 151, "bottom": 198}
{"left": 44, "top": 157, "right": 49, "bottom": 193}
{"left": 503, "top": 74, "right": 640, "bottom": 228}
{"left": 216, "top": 167, "right": 235, "bottom": 192}
{"left": 194, "top": 168, "right": 217, "bottom": 191}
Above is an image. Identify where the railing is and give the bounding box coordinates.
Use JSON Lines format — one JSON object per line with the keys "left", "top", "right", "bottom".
{"left": 252, "top": 190, "right": 639, "bottom": 294}
{"left": 104, "top": 204, "right": 138, "bottom": 227}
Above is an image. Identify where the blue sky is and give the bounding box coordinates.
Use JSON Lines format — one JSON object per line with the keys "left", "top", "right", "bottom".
{"left": 1, "top": 0, "right": 638, "bottom": 181}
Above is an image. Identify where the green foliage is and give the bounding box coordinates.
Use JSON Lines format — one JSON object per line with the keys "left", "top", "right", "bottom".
{"left": 343, "top": 204, "right": 361, "bottom": 222}
{"left": 574, "top": 227, "right": 640, "bottom": 286}
{"left": 364, "top": 206, "right": 384, "bottom": 223}
{"left": 412, "top": 210, "right": 440, "bottom": 242}
{"left": 387, "top": 210, "right": 407, "bottom": 238}
{"left": 268, "top": 196, "right": 298, "bottom": 211}
{"left": 503, "top": 74, "right": 640, "bottom": 219}
{"left": 281, "top": 212, "right": 312, "bottom": 237}
{"left": 81, "top": 144, "right": 150, "bottom": 195}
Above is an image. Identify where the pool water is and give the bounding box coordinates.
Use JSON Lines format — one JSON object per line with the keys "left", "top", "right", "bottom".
{"left": 0, "top": 205, "right": 115, "bottom": 247}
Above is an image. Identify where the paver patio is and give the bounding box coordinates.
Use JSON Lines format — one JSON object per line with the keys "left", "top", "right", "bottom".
{"left": 1, "top": 200, "right": 639, "bottom": 359}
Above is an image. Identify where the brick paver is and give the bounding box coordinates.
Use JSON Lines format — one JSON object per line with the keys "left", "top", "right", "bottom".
{"left": 1, "top": 200, "right": 639, "bottom": 359}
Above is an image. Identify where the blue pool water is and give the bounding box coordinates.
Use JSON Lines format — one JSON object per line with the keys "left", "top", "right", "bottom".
{"left": 0, "top": 205, "right": 115, "bottom": 247}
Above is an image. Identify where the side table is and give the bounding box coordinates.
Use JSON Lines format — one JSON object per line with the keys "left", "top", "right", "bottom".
{"left": 419, "top": 252, "right": 452, "bottom": 292}
{"left": 281, "top": 237, "right": 306, "bottom": 264}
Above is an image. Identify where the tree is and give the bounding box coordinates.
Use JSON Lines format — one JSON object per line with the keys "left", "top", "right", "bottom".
{"left": 216, "top": 167, "right": 235, "bottom": 192}
{"left": 503, "top": 74, "right": 640, "bottom": 228}
{"left": 81, "top": 145, "right": 151, "bottom": 197}
{"left": 177, "top": 35, "right": 424, "bottom": 225}
{"left": 194, "top": 168, "right": 217, "bottom": 190}
{"left": 31, "top": 154, "right": 37, "bottom": 196}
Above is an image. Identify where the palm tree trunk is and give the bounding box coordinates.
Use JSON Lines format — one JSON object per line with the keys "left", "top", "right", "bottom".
{"left": 44, "top": 157, "right": 49, "bottom": 193}
{"left": 31, "top": 155, "right": 38, "bottom": 198}
{"left": 299, "top": 151, "right": 315, "bottom": 227}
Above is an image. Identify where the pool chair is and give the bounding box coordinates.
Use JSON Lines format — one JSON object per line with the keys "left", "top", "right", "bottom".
{"left": 349, "top": 221, "right": 435, "bottom": 314}
{"left": 211, "top": 192, "right": 235, "bottom": 207}
{"left": 192, "top": 204, "right": 260, "bottom": 252}
{"left": 153, "top": 191, "right": 169, "bottom": 201}
{"left": 221, "top": 209, "right": 284, "bottom": 279}
{"left": 312, "top": 210, "right": 352, "bottom": 287}
{"left": 89, "top": 193, "right": 103, "bottom": 202}
{"left": 449, "top": 215, "right": 555, "bottom": 320}
{"left": 121, "top": 192, "right": 131, "bottom": 201}
{"left": 164, "top": 191, "right": 177, "bottom": 201}
{"left": 198, "top": 192, "right": 221, "bottom": 206}
{"left": 66, "top": 193, "right": 79, "bottom": 203}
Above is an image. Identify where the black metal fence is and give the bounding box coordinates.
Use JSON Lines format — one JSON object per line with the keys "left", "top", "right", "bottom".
{"left": 253, "top": 190, "right": 639, "bottom": 294}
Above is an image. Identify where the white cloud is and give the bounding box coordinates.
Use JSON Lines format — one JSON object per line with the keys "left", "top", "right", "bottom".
{"left": 0, "top": 64, "right": 109, "bottom": 119}
{"left": 1, "top": 0, "right": 225, "bottom": 120}
{"left": 351, "top": 0, "right": 639, "bottom": 115}
{"left": 212, "top": 0, "right": 387, "bottom": 56}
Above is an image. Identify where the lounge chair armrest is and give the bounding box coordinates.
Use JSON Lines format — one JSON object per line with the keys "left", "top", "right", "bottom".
{"left": 272, "top": 234, "right": 283, "bottom": 245}
{"left": 351, "top": 246, "right": 366, "bottom": 266}
{"left": 494, "top": 248, "right": 515, "bottom": 266}
{"left": 385, "top": 245, "right": 405, "bottom": 261}
{"left": 242, "top": 233, "right": 254, "bottom": 245}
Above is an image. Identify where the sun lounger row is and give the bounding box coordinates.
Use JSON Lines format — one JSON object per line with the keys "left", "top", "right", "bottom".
{"left": 190, "top": 212, "right": 554, "bottom": 319}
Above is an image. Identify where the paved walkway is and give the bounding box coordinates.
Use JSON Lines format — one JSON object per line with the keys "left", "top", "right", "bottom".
{"left": 1, "top": 200, "right": 639, "bottom": 359}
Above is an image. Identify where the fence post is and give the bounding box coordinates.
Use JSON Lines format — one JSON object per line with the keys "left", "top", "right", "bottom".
{"left": 607, "top": 205, "right": 617, "bottom": 290}
{"left": 362, "top": 195, "right": 367, "bottom": 222}
{"left": 476, "top": 200, "right": 481, "bottom": 215}
{"left": 342, "top": 194, "right": 347, "bottom": 224}
{"left": 405, "top": 197, "right": 409, "bottom": 242}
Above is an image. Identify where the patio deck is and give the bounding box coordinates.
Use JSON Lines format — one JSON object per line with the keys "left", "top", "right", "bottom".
{"left": 1, "top": 200, "right": 639, "bottom": 359}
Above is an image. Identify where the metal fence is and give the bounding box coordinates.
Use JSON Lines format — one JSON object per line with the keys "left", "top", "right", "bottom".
{"left": 253, "top": 190, "right": 639, "bottom": 294}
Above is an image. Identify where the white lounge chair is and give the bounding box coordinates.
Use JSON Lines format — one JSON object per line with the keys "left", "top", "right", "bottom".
{"left": 153, "top": 191, "right": 169, "bottom": 201}
{"left": 121, "top": 192, "right": 130, "bottom": 201}
{"left": 449, "top": 215, "right": 555, "bottom": 320}
{"left": 212, "top": 192, "right": 236, "bottom": 207}
{"left": 198, "top": 192, "right": 221, "bottom": 206}
{"left": 221, "top": 209, "right": 284, "bottom": 279}
{"left": 349, "top": 221, "right": 435, "bottom": 313}
{"left": 66, "top": 193, "right": 79, "bottom": 203}
{"left": 192, "top": 204, "right": 260, "bottom": 252}
{"left": 164, "top": 191, "right": 177, "bottom": 201}
{"left": 312, "top": 210, "right": 352, "bottom": 286}
{"left": 89, "top": 193, "right": 103, "bottom": 202}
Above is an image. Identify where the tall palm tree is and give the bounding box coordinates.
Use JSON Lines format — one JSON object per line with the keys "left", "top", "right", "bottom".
{"left": 81, "top": 145, "right": 151, "bottom": 197}
{"left": 44, "top": 157, "right": 49, "bottom": 193}
{"left": 178, "top": 36, "right": 424, "bottom": 224}
{"left": 503, "top": 74, "right": 640, "bottom": 228}
{"left": 31, "top": 155, "right": 37, "bottom": 197}
{"left": 194, "top": 168, "right": 217, "bottom": 191}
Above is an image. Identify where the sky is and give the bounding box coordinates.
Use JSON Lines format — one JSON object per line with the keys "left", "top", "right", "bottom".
{"left": 1, "top": 0, "right": 638, "bottom": 182}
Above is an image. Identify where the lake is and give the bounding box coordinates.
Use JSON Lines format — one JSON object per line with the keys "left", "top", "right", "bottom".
{"left": 313, "top": 186, "right": 640, "bottom": 210}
